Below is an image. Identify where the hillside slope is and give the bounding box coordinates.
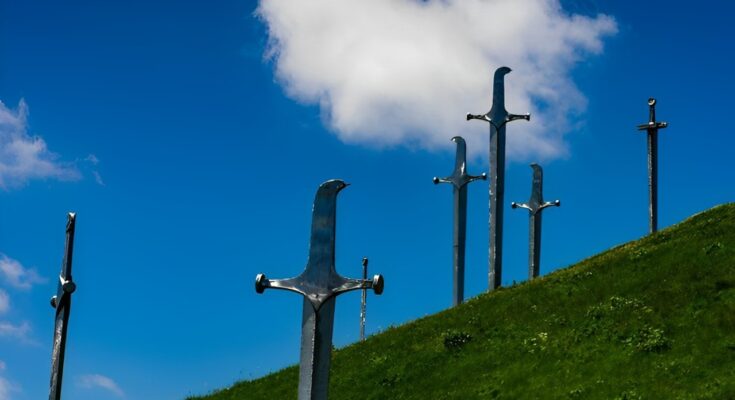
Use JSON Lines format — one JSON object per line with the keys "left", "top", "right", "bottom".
{"left": 190, "top": 204, "right": 735, "bottom": 399}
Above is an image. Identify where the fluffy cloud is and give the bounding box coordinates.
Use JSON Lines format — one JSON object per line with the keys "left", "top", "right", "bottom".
{"left": 257, "top": 0, "right": 616, "bottom": 160}
{"left": 78, "top": 374, "right": 125, "bottom": 397}
{"left": 0, "top": 291, "right": 8, "bottom": 314}
{"left": 0, "top": 99, "right": 81, "bottom": 189}
{"left": 0, "top": 254, "right": 46, "bottom": 290}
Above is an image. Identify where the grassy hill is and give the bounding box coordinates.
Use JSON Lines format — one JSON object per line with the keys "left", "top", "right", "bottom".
{"left": 190, "top": 204, "right": 735, "bottom": 399}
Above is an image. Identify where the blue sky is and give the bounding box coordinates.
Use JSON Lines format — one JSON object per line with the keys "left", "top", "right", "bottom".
{"left": 1, "top": 0, "right": 734, "bottom": 399}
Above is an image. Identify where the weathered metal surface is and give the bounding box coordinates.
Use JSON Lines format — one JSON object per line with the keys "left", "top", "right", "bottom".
{"left": 360, "top": 257, "right": 367, "bottom": 342}
{"left": 636, "top": 98, "right": 668, "bottom": 234}
{"left": 511, "top": 164, "right": 560, "bottom": 279}
{"left": 433, "top": 136, "right": 486, "bottom": 306}
{"left": 467, "top": 66, "right": 530, "bottom": 290}
{"left": 49, "top": 213, "right": 77, "bottom": 400}
{"left": 255, "top": 180, "right": 384, "bottom": 400}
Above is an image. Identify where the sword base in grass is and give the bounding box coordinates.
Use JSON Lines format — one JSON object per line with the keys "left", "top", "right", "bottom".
{"left": 511, "top": 164, "right": 560, "bottom": 280}
{"left": 49, "top": 213, "right": 77, "bottom": 400}
{"left": 467, "top": 66, "right": 530, "bottom": 291}
{"left": 636, "top": 98, "right": 668, "bottom": 234}
{"left": 433, "top": 136, "right": 486, "bottom": 306}
{"left": 254, "top": 180, "right": 384, "bottom": 400}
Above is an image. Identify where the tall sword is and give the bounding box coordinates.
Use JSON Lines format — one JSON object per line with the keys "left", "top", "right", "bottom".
{"left": 511, "top": 164, "right": 560, "bottom": 280}
{"left": 255, "top": 180, "right": 384, "bottom": 400}
{"left": 467, "top": 66, "right": 530, "bottom": 290}
{"left": 433, "top": 136, "right": 486, "bottom": 306}
{"left": 636, "top": 98, "right": 668, "bottom": 234}
{"left": 49, "top": 212, "right": 77, "bottom": 400}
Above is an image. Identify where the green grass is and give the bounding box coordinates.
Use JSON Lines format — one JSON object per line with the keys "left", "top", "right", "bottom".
{"left": 190, "top": 204, "right": 735, "bottom": 399}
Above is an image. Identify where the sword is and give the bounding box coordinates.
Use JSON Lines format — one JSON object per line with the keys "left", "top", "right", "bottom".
{"left": 511, "top": 164, "right": 560, "bottom": 279}
{"left": 255, "top": 180, "right": 384, "bottom": 400}
{"left": 467, "top": 66, "right": 530, "bottom": 290}
{"left": 49, "top": 212, "right": 77, "bottom": 400}
{"left": 636, "top": 98, "right": 668, "bottom": 234}
{"left": 433, "top": 136, "right": 486, "bottom": 306}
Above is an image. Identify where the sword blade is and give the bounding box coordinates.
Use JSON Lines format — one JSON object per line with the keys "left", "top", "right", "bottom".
{"left": 298, "top": 297, "right": 336, "bottom": 400}
{"left": 648, "top": 130, "right": 658, "bottom": 233}
{"left": 49, "top": 213, "right": 76, "bottom": 400}
{"left": 49, "top": 300, "right": 71, "bottom": 400}
{"left": 453, "top": 187, "right": 468, "bottom": 306}
{"left": 488, "top": 123, "right": 506, "bottom": 290}
{"left": 529, "top": 212, "right": 542, "bottom": 279}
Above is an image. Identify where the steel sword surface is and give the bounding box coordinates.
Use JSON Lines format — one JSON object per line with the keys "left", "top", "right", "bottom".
{"left": 511, "top": 164, "right": 560, "bottom": 279}
{"left": 636, "top": 98, "right": 668, "bottom": 234}
{"left": 360, "top": 257, "right": 367, "bottom": 342}
{"left": 433, "top": 136, "right": 486, "bottom": 306}
{"left": 467, "top": 66, "right": 529, "bottom": 290}
{"left": 49, "top": 212, "right": 77, "bottom": 400}
{"left": 255, "top": 180, "right": 384, "bottom": 400}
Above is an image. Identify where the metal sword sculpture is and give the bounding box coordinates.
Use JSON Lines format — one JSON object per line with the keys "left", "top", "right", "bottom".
{"left": 359, "top": 257, "right": 367, "bottom": 342}
{"left": 511, "top": 164, "right": 560, "bottom": 280}
{"left": 433, "top": 136, "right": 486, "bottom": 306}
{"left": 636, "top": 98, "right": 668, "bottom": 234}
{"left": 255, "top": 180, "right": 384, "bottom": 400}
{"left": 48, "top": 212, "right": 77, "bottom": 400}
{"left": 467, "top": 66, "right": 530, "bottom": 290}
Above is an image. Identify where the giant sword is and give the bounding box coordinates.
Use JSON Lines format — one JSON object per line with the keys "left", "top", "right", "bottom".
{"left": 511, "top": 164, "right": 560, "bottom": 280}
{"left": 48, "top": 212, "right": 77, "bottom": 400}
{"left": 255, "top": 180, "right": 384, "bottom": 400}
{"left": 636, "top": 98, "right": 668, "bottom": 234}
{"left": 467, "top": 66, "right": 530, "bottom": 290}
{"left": 433, "top": 136, "right": 486, "bottom": 306}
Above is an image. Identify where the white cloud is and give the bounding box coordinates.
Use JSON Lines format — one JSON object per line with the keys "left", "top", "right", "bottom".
{"left": 78, "top": 374, "right": 125, "bottom": 398}
{"left": 92, "top": 170, "right": 105, "bottom": 186}
{"left": 0, "top": 376, "right": 11, "bottom": 400}
{"left": 0, "top": 321, "right": 33, "bottom": 343}
{"left": 0, "top": 362, "right": 19, "bottom": 400}
{"left": 0, "top": 254, "right": 46, "bottom": 290}
{"left": 257, "top": 0, "right": 616, "bottom": 160}
{"left": 0, "top": 99, "right": 81, "bottom": 189}
{"left": 0, "top": 291, "right": 8, "bottom": 314}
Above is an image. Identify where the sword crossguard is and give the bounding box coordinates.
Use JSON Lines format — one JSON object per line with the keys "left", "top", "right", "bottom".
{"left": 433, "top": 136, "right": 486, "bottom": 189}
{"left": 539, "top": 200, "right": 561, "bottom": 211}
{"left": 512, "top": 164, "right": 560, "bottom": 215}
{"left": 507, "top": 113, "right": 531, "bottom": 123}
{"left": 637, "top": 97, "right": 668, "bottom": 132}
{"left": 466, "top": 113, "right": 490, "bottom": 122}
{"left": 467, "top": 67, "right": 530, "bottom": 130}
{"left": 254, "top": 180, "right": 384, "bottom": 311}
{"left": 255, "top": 272, "right": 384, "bottom": 305}
{"left": 50, "top": 277, "right": 76, "bottom": 309}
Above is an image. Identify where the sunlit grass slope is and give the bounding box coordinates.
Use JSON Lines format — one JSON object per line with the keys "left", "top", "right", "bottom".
{"left": 190, "top": 204, "right": 735, "bottom": 399}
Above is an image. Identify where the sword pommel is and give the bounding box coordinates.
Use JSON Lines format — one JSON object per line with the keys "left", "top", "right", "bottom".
{"left": 637, "top": 97, "right": 668, "bottom": 132}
